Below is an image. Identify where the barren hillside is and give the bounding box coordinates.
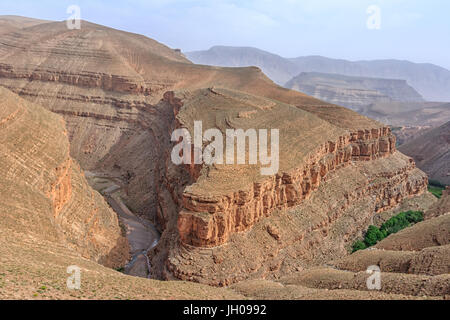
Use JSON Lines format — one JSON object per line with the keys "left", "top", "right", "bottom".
{"left": 399, "top": 121, "right": 450, "bottom": 185}
{"left": 0, "top": 87, "right": 129, "bottom": 268}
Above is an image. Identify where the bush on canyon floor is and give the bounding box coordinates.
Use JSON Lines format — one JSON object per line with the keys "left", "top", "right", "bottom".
{"left": 352, "top": 210, "right": 424, "bottom": 252}
{"left": 352, "top": 240, "right": 367, "bottom": 252}
{"left": 429, "top": 180, "right": 447, "bottom": 189}
{"left": 428, "top": 181, "right": 446, "bottom": 199}
{"left": 364, "top": 225, "right": 385, "bottom": 247}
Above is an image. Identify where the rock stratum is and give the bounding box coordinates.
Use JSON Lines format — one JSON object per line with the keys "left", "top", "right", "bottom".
{"left": 186, "top": 45, "right": 450, "bottom": 102}
{"left": 150, "top": 88, "right": 428, "bottom": 286}
{"left": 0, "top": 87, "right": 129, "bottom": 268}
{"left": 0, "top": 16, "right": 445, "bottom": 300}
{"left": 399, "top": 121, "right": 450, "bottom": 185}
{"left": 285, "top": 72, "right": 424, "bottom": 111}
{"left": 0, "top": 18, "right": 325, "bottom": 222}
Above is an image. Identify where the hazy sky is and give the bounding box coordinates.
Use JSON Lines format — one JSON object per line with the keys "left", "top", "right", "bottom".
{"left": 1, "top": 0, "right": 449, "bottom": 69}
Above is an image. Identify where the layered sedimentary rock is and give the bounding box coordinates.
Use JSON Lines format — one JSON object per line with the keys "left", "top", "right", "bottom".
{"left": 399, "top": 121, "right": 450, "bottom": 185}
{"left": 0, "top": 87, "right": 128, "bottom": 268}
{"left": 177, "top": 119, "right": 397, "bottom": 246}
{"left": 159, "top": 153, "right": 427, "bottom": 285}
{"left": 0, "top": 19, "right": 432, "bottom": 289}
{"left": 285, "top": 72, "right": 424, "bottom": 111}
{"left": 149, "top": 88, "right": 428, "bottom": 285}
{"left": 0, "top": 19, "right": 324, "bottom": 221}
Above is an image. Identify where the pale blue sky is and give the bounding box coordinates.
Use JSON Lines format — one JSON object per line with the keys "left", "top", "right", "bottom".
{"left": 1, "top": 0, "right": 449, "bottom": 69}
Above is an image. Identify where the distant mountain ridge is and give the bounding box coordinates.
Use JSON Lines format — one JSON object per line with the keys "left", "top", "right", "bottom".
{"left": 186, "top": 46, "right": 299, "bottom": 85}
{"left": 285, "top": 72, "right": 424, "bottom": 111}
{"left": 399, "top": 121, "right": 450, "bottom": 185}
{"left": 186, "top": 46, "right": 450, "bottom": 102}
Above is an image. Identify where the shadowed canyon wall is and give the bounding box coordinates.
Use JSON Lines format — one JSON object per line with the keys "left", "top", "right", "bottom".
{"left": 0, "top": 87, "right": 129, "bottom": 268}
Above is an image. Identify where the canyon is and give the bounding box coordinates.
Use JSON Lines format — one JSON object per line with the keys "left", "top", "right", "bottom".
{"left": 0, "top": 16, "right": 447, "bottom": 300}
{"left": 150, "top": 89, "right": 428, "bottom": 285}
{"left": 0, "top": 86, "right": 129, "bottom": 268}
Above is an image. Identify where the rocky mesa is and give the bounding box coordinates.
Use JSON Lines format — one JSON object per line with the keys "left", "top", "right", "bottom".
{"left": 150, "top": 88, "right": 428, "bottom": 286}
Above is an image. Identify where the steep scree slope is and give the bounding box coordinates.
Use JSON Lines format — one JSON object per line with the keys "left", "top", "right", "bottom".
{"left": 0, "top": 87, "right": 129, "bottom": 268}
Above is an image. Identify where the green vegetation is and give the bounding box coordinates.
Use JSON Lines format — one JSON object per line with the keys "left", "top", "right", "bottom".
{"left": 429, "top": 180, "right": 447, "bottom": 188}
{"left": 428, "top": 180, "right": 447, "bottom": 199}
{"left": 351, "top": 240, "right": 367, "bottom": 252}
{"left": 352, "top": 210, "right": 424, "bottom": 253}
{"left": 115, "top": 267, "right": 125, "bottom": 273}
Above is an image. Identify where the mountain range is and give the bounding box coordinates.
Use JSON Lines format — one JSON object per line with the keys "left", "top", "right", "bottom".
{"left": 285, "top": 72, "right": 424, "bottom": 111}
{"left": 186, "top": 46, "right": 450, "bottom": 102}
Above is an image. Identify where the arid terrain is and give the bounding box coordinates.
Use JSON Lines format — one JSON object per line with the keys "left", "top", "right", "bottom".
{"left": 188, "top": 45, "right": 450, "bottom": 185}
{"left": 0, "top": 16, "right": 448, "bottom": 300}
{"left": 187, "top": 46, "right": 450, "bottom": 102}
{"left": 285, "top": 72, "right": 424, "bottom": 111}
{"left": 399, "top": 121, "right": 450, "bottom": 185}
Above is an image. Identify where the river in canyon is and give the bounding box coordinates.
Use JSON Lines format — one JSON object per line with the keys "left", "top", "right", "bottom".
{"left": 85, "top": 171, "right": 160, "bottom": 278}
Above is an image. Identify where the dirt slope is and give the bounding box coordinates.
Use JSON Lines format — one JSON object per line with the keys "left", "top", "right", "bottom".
{"left": 399, "top": 121, "right": 450, "bottom": 185}
{"left": 0, "top": 87, "right": 129, "bottom": 267}
{"left": 0, "top": 15, "right": 49, "bottom": 34}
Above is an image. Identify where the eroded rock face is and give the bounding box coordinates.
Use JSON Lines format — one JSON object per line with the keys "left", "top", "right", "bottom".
{"left": 160, "top": 153, "right": 427, "bottom": 285}
{"left": 177, "top": 127, "right": 397, "bottom": 247}
{"left": 0, "top": 19, "right": 382, "bottom": 223}
{"left": 0, "top": 20, "right": 431, "bottom": 287}
{"left": 285, "top": 72, "right": 424, "bottom": 111}
{"left": 149, "top": 89, "right": 428, "bottom": 285}
{"left": 399, "top": 121, "right": 450, "bottom": 185}
{"left": 0, "top": 87, "right": 129, "bottom": 268}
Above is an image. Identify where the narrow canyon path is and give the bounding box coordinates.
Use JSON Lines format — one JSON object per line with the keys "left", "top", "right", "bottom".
{"left": 85, "top": 172, "right": 160, "bottom": 278}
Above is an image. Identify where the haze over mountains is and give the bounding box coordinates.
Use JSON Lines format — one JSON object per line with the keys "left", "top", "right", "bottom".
{"left": 285, "top": 72, "right": 424, "bottom": 111}
{"left": 187, "top": 45, "right": 450, "bottom": 184}
{"left": 0, "top": 16, "right": 449, "bottom": 300}
{"left": 186, "top": 46, "right": 450, "bottom": 102}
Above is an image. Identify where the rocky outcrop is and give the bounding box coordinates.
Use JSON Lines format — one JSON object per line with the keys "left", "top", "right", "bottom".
{"left": 177, "top": 127, "right": 397, "bottom": 247}
{"left": 47, "top": 158, "right": 73, "bottom": 218}
{"left": 146, "top": 88, "right": 428, "bottom": 285}
{"left": 161, "top": 152, "right": 427, "bottom": 285}
{"left": 0, "top": 63, "right": 160, "bottom": 95}
{"left": 425, "top": 187, "right": 450, "bottom": 220}
{"left": 285, "top": 72, "right": 424, "bottom": 111}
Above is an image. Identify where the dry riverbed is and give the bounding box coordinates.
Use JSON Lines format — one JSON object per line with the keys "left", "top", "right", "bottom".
{"left": 84, "top": 171, "right": 160, "bottom": 278}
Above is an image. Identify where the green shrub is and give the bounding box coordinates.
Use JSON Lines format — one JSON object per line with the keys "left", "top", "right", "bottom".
{"left": 405, "top": 210, "right": 423, "bottom": 223}
{"left": 352, "top": 240, "right": 367, "bottom": 253}
{"left": 428, "top": 185, "right": 444, "bottom": 199}
{"left": 379, "top": 211, "right": 423, "bottom": 237}
{"left": 351, "top": 211, "right": 423, "bottom": 253}
{"left": 364, "top": 225, "right": 384, "bottom": 247}
{"left": 428, "top": 180, "right": 447, "bottom": 199}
